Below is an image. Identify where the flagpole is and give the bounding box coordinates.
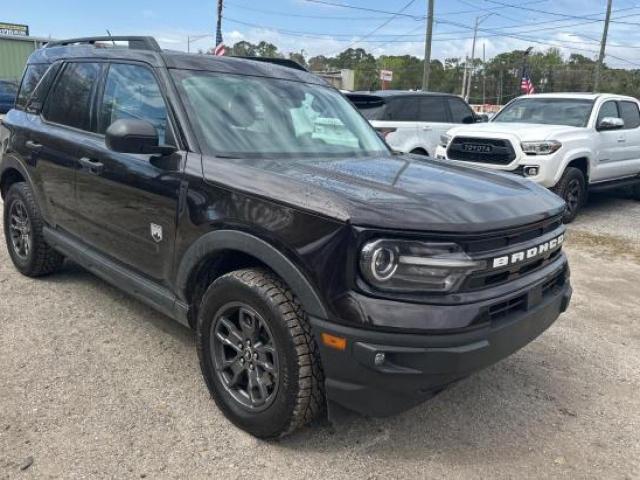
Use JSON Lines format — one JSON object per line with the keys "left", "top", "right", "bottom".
{"left": 215, "top": 0, "right": 226, "bottom": 56}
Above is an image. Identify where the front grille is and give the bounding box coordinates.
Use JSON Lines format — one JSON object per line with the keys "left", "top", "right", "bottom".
{"left": 488, "top": 294, "right": 527, "bottom": 321}
{"left": 447, "top": 137, "right": 516, "bottom": 165}
{"left": 460, "top": 216, "right": 563, "bottom": 253}
{"left": 482, "top": 268, "right": 566, "bottom": 325}
{"left": 465, "top": 248, "right": 562, "bottom": 290}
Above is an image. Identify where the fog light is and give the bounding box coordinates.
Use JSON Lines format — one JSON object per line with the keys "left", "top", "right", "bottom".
{"left": 374, "top": 352, "right": 386, "bottom": 366}
{"left": 524, "top": 166, "right": 539, "bottom": 177}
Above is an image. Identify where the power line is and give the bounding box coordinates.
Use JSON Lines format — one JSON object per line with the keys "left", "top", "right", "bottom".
{"left": 341, "top": 0, "right": 418, "bottom": 51}
{"left": 302, "top": 0, "right": 424, "bottom": 19}
{"left": 485, "top": 0, "right": 640, "bottom": 26}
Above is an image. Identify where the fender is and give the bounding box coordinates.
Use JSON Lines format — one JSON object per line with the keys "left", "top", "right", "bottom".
{"left": 0, "top": 153, "right": 53, "bottom": 222}
{"left": 175, "top": 230, "right": 328, "bottom": 319}
{"left": 552, "top": 149, "right": 592, "bottom": 186}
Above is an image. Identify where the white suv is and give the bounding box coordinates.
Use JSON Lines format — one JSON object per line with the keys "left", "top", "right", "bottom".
{"left": 347, "top": 91, "right": 483, "bottom": 157}
{"left": 436, "top": 93, "right": 640, "bottom": 222}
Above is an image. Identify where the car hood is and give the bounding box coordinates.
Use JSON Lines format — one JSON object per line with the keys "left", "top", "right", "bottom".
{"left": 447, "top": 122, "right": 586, "bottom": 141}
{"left": 202, "top": 153, "right": 565, "bottom": 233}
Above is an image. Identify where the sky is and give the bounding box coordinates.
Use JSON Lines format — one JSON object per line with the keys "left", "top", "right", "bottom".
{"left": 5, "top": 0, "right": 640, "bottom": 68}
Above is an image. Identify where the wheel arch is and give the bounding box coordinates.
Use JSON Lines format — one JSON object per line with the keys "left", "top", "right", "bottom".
{"left": 554, "top": 154, "right": 591, "bottom": 186}
{"left": 176, "top": 230, "right": 328, "bottom": 328}
{"left": 0, "top": 163, "right": 28, "bottom": 199}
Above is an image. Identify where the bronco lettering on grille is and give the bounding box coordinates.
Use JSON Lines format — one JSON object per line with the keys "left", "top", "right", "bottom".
{"left": 492, "top": 234, "right": 564, "bottom": 269}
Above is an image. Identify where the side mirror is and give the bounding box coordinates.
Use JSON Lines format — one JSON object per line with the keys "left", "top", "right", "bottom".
{"left": 597, "top": 117, "right": 624, "bottom": 131}
{"left": 462, "top": 115, "right": 476, "bottom": 124}
{"left": 105, "top": 119, "right": 176, "bottom": 155}
{"left": 474, "top": 113, "right": 489, "bottom": 123}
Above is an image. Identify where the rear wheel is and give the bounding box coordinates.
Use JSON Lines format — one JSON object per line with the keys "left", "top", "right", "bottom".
{"left": 196, "top": 268, "right": 324, "bottom": 438}
{"left": 3, "top": 182, "right": 64, "bottom": 276}
{"left": 552, "top": 167, "right": 586, "bottom": 223}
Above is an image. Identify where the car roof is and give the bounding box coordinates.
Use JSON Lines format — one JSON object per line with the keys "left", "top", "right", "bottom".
{"left": 26, "top": 40, "right": 325, "bottom": 86}
{"left": 348, "top": 90, "right": 459, "bottom": 98}
{"left": 516, "top": 92, "right": 638, "bottom": 102}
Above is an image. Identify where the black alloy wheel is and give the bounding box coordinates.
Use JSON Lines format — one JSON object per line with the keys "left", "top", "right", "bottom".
{"left": 211, "top": 302, "right": 279, "bottom": 411}
{"left": 553, "top": 167, "right": 586, "bottom": 223}
{"left": 8, "top": 199, "right": 32, "bottom": 261}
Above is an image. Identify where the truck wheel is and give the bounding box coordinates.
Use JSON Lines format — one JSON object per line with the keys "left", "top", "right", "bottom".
{"left": 552, "top": 167, "right": 586, "bottom": 223}
{"left": 196, "top": 268, "right": 325, "bottom": 438}
{"left": 3, "top": 182, "right": 64, "bottom": 277}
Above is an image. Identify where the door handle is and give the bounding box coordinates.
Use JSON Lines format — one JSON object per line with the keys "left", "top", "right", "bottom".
{"left": 25, "top": 140, "right": 42, "bottom": 150}
{"left": 79, "top": 157, "right": 104, "bottom": 175}
{"left": 421, "top": 126, "right": 432, "bottom": 131}
{"left": 617, "top": 137, "right": 626, "bottom": 143}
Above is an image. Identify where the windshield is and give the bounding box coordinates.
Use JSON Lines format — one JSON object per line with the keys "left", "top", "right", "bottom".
{"left": 172, "top": 70, "right": 388, "bottom": 159}
{"left": 493, "top": 98, "right": 594, "bottom": 127}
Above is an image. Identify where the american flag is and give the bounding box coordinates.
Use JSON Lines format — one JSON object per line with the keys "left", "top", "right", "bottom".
{"left": 521, "top": 69, "right": 535, "bottom": 95}
{"left": 214, "top": 0, "right": 226, "bottom": 56}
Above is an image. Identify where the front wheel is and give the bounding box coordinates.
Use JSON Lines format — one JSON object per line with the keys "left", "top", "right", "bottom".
{"left": 552, "top": 167, "right": 586, "bottom": 223}
{"left": 196, "top": 269, "right": 325, "bottom": 438}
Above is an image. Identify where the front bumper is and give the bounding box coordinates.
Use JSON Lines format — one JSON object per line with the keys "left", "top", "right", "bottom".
{"left": 311, "top": 278, "right": 572, "bottom": 418}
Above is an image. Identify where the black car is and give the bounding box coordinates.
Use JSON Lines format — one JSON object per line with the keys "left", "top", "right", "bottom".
{"left": 0, "top": 37, "right": 571, "bottom": 438}
{"left": 0, "top": 80, "right": 18, "bottom": 114}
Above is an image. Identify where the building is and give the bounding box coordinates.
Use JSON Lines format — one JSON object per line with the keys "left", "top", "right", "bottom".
{"left": 312, "top": 69, "right": 355, "bottom": 92}
{"left": 0, "top": 33, "right": 49, "bottom": 81}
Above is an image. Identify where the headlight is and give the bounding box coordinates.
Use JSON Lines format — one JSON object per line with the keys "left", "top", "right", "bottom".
{"left": 439, "top": 134, "right": 452, "bottom": 148}
{"left": 359, "top": 239, "right": 485, "bottom": 293}
{"left": 521, "top": 140, "right": 562, "bottom": 155}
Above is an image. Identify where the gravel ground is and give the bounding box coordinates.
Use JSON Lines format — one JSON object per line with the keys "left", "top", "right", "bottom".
{"left": 1, "top": 194, "right": 640, "bottom": 480}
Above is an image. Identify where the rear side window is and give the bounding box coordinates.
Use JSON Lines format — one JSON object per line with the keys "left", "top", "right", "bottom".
{"left": 44, "top": 62, "right": 101, "bottom": 131}
{"left": 417, "top": 97, "right": 447, "bottom": 122}
{"left": 97, "top": 63, "right": 168, "bottom": 143}
{"left": 448, "top": 97, "right": 475, "bottom": 123}
{"left": 619, "top": 101, "right": 640, "bottom": 129}
{"left": 384, "top": 97, "right": 419, "bottom": 121}
{"left": 15, "top": 64, "right": 49, "bottom": 109}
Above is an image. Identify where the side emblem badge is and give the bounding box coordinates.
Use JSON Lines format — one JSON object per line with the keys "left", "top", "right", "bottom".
{"left": 150, "top": 223, "right": 163, "bottom": 243}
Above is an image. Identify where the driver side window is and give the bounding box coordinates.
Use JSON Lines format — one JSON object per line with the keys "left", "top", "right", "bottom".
{"left": 98, "top": 63, "right": 169, "bottom": 144}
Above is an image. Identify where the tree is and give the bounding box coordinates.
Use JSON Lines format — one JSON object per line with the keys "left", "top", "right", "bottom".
{"left": 230, "top": 41, "right": 257, "bottom": 57}
{"left": 255, "top": 41, "right": 281, "bottom": 58}
{"left": 289, "top": 52, "right": 307, "bottom": 68}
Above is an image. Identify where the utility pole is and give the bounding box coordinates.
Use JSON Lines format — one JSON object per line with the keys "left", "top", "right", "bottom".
{"left": 482, "top": 42, "right": 486, "bottom": 105}
{"left": 465, "top": 13, "right": 493, "bottom": 101}
{"left": 422, "top": 0, "right": 434, "bottom": 91}
{"left": 594, "top": 0, "right": 613, "bottom": 92}
{"left": 461, "top": 55, "right": 468, "bottom": 97}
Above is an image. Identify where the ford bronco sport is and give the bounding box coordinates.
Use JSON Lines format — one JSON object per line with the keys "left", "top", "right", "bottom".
{"left": 0, "top": 37, "right": 572, "bottom": 438}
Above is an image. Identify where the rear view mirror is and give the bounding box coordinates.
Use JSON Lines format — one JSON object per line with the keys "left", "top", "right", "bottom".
{"left": 106, "top": 119, "right": 176, "bottom": 155}
{"left": 597, "top": 117, "right": 624, "bottom": 131}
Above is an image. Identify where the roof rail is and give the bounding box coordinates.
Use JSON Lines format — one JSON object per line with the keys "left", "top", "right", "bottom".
{"left": 235, "top": 56, "right": 308, "bottom": 72}
{"left": 44, "top": 36, "right": 161, "bottom": 52}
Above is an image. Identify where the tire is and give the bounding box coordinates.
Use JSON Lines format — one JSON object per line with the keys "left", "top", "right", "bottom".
{"left": 3, "top": 182, "right": 64, "bottom": 277}
{"left": 196, "top": 268, "right": 325, "bottom": 438}
{"left": 552, "top": 167, "right": 586, "bottom": 223}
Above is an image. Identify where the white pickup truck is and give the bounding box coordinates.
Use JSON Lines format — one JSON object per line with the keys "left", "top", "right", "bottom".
{"left": 435, "top": 93, "right": 640, "bottom": 222}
